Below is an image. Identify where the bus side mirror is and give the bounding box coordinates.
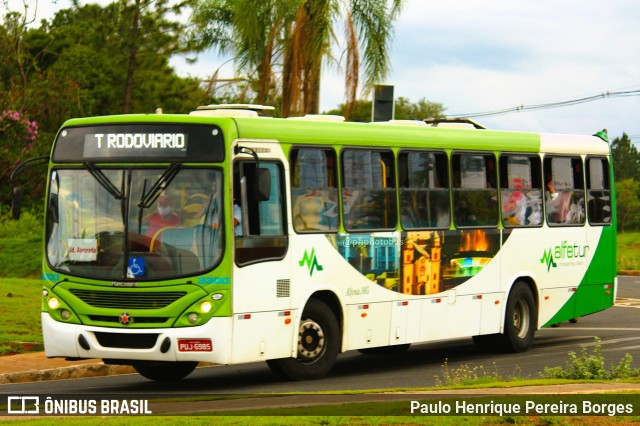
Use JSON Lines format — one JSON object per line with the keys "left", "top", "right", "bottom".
{"left": 11, "top": 187, "right": 23, "bottom": 220}
{"left": 256, "top": 167, "right": 271, "bottom": 201}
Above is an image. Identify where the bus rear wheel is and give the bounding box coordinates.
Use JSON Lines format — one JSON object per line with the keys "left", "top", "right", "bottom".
{"left": 133, "top": 361, "right": 198, "bottom": 381}
{"left": 267, "top": 299, "right": 340, "bottom": 381}
{"left": 500, "top": 282, "right": 537, "bottom": 352}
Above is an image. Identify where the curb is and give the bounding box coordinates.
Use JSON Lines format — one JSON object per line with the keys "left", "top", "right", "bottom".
{"left": 0, "top": 364, "right": 135, "bottom": 384}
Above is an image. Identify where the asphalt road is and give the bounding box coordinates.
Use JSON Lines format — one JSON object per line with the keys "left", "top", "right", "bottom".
{"left": 1, "top": 276, "right": 639, "bottom": 397}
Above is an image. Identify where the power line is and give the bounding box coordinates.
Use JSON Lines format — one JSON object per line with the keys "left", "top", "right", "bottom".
{"left": 448, "top": 89, "right": 640, "bottom": 119}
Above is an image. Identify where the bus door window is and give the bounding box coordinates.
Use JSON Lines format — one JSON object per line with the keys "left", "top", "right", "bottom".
{"left": 341, "top": 149, "right": 397, "bottom": 231}
{"left": 499, "top": 155, "right": 542, "bottom": 227}
{"left": 452, "top": 152, "right": 498, "bottom": 228}
{"left": 290, "top": 148, "right": 338, "bottom": 232}
{"left": 586, "top": 157, "right": 611, "bottom": 225}
{"left": 544, "top": 156, "right": 585, "bottom": 226}
{"left": 398, "top": 151, "right": 450, "bottom": 229}
{"left": 234, "top": 160, "right": 288, "bottom": 266}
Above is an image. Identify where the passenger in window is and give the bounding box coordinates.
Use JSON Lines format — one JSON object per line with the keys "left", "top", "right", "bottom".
{"left": 546, "top": 174, "right": 558, "bottom": 199}
{"left": 147, "top": 194, "right": 180, "bottom": 238}
{"left": 233, "top": 200, "right": 242, "bottom": 236}
{"left": 294, "top": 195, "right": 326, "bottom": 231}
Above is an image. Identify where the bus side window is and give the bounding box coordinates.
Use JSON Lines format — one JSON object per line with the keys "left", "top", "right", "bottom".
{"left": 290, "top": 148, "right": 339, "bottom": 232}
{"left": 586, "top": 157, "right": 611, "bottom": 225}
{"left": 452, "top": 152, "right": 498, "bottom": 228}
{"left": 234, "top": 160, "right": 288, "bottom": 266}
{"left": 544, "top": 156, "right": 585, "bottom": 226}
{"left": 342, "top": 149, "right": 397, "bottom": 231}
{"left": 499, "top": 155, "right": 542, "bottom": 227}
{"left": 398, "top": 150, "right": 450, "bottom": 229}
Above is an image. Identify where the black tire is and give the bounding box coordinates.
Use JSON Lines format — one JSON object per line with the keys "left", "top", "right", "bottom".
{"left": 500, "top": 282, "right": 537, "bottom": 352}
{"left": 569, "top": 317, "right": 579, "bottom": 324}
{"left": 133, "top": 361, "right": 197, "bottom": 381}
{"left": 358, "top": 344, "right": 411, "bottom": 355}
{"left": 266, "top": 299, "right": 340, "bottom": 381}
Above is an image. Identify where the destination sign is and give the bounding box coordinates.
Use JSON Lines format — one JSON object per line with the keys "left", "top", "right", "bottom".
{"left": 83, "top": 132, "right": 188, "bottom": 158}
{"left": 52, "top": 123, "right": 225, "bottom": 163}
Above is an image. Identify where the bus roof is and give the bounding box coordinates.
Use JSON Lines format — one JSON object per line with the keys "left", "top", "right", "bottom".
{"left": 59, "top": 113, "right": 610, "bottom": 156}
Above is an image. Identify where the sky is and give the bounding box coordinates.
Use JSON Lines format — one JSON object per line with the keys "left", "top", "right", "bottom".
{"left": 6, "top": 0, "right": 640, "bottom": 142}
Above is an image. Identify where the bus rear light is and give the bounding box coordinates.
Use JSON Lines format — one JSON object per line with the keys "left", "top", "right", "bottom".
{"left": 237, "top": 314, "right": 251, "bottom": 320}
{"left": 604, "top": 284, "right": 613, "bottom": 289}
{"left": 432, "top": 298, "right": 442, "bottom": 304}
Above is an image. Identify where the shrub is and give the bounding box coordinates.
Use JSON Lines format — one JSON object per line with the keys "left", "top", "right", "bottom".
{"left": 540, "top": 337, "right": 640, "bottom": 380}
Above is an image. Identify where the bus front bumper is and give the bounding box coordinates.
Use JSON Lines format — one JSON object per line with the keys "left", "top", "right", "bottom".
{"left": 41, "top": 313, "right": 232, "bottom": 364}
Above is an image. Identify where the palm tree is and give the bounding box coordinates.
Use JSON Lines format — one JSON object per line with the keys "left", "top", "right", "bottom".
{"left": 283, "top": 0, "right": 403, "bottom": 118}
{"left": 190, "top": 0, "right": 403, "bottom": 118}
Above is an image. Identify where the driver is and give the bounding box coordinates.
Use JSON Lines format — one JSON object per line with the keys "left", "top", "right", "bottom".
{"left": 146, "top": 194, "right": 180, "bottom": 238}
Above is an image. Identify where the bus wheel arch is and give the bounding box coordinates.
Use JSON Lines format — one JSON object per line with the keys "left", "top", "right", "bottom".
{"left": 266, "top": 291, "right": 342, "bottom": 381}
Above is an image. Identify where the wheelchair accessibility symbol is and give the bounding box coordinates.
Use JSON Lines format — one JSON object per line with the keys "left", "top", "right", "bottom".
{"left": 127, "top": 257, "right": 145, "bottom": 278}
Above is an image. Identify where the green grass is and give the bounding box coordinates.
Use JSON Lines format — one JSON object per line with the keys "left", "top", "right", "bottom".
{"left": 0, "top": 278, "right": 42, "bottom": 353}
{"left": 617, "top": 231, "right": 640, "bottom": 271}
{"left": 0, "top": 209, "right": 43, "bottom": 278}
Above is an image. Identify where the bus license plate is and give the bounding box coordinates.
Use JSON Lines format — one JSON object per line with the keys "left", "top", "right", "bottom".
{"left": 177, "top": 339, "right": 212, "bottom": 352}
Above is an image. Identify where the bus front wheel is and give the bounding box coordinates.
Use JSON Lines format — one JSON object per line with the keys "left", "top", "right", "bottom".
{"left": 133, "top": 361, "right": 198, "bottom": 381}
{"left": 501, "top": 282, "right": 537, "bottom": 352}
{"left": 267, "top": 299, "right": 340, "bottom": 381}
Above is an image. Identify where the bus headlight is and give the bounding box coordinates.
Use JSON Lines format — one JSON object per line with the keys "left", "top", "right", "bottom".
{"left": 200, "top": 301, "right": 212, "bottom": 313}
{"left": 48, "top": 297, "right": 60, "bottom": 309}
{"left": 188, "top": 313, "right": 199, "bottom": 324}
{"left": 61, "top": 310, "right": 71, "bottom": 320}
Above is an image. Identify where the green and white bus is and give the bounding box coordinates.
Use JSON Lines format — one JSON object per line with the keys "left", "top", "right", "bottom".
{"left": 32, "top": 105, "right": 616, "bottom": 381}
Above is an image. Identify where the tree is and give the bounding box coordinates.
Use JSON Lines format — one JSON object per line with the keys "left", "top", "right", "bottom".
{"left": 326, "top": 97, "right": 446, "bottom": 123}
{"left": 615, "top": 178, "right": 640, "bottom": 232}
{"left": 0, "top": 2, "right": 208, "bottom": 209}
{"left": 190, "top": 0, "right": 404, "bottom": 118}
{"left": 190, "top": 0, "right": 298, "bottom": 106}
{"left": 611, "top": 133, "right": 640, "bottom": 181}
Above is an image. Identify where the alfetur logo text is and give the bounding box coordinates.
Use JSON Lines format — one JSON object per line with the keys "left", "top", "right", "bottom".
{"left": 540, "top": 240, "right": 589, "bottom": 272}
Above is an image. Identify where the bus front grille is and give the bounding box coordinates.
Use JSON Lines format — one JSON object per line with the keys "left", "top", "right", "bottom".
{"left": 88, "top": 315, "right": 169, "bottom": 324}
{"left": 69, "top": 289, "right": 187, "bottom": 309}
{"left": 94, "top": 332, "right": 159, "bottom": 349}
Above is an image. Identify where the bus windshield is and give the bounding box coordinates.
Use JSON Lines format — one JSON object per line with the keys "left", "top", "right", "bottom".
{"left": 46, "top": 167, "right": 224, "bottom": 281}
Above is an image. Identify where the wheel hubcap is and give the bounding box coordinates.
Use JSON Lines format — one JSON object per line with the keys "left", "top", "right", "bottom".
{"left": 513, "top": 300, "right": 530, "bottom": 338}
{"left": 298, "top": 319, "right": 325, "bottom": 362}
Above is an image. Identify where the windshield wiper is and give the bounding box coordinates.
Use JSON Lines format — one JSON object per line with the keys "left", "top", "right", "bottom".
{"left": 84, "top": 162, "right": 124, "bottom": 200}
{"left": 137, "top": 162, "right": 182, "bottom": 209}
